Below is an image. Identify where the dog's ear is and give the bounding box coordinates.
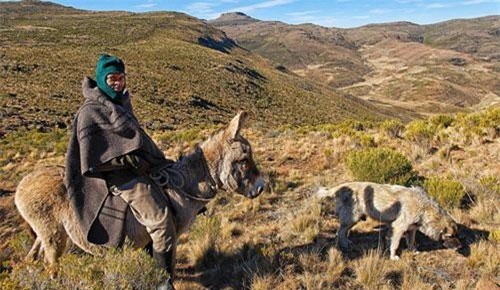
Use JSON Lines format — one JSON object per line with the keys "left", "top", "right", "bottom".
{"left": 225, "top": 111, "right": 247, "bottom": 140}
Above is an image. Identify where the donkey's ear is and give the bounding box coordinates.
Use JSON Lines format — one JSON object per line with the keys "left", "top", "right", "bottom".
{"left": 225, "top": 111, "right": 247, "bottom": 140}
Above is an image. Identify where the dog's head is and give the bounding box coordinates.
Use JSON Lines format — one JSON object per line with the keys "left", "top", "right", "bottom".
{"left": 440, "top": 221, "right": 462, "bottom": 249}
{"left": 421, "top": 211, "right": 462, "bottom": 249}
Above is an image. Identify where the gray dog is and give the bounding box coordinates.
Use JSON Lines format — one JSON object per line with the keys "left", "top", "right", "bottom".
{"left": 318, "top": 182, "right": 461, "bottom": 260}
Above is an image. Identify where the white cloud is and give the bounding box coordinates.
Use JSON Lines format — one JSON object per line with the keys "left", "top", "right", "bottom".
{"left": 286, "top": 10, "right": 320, "bottom": 17}
{"left": 134, "top": 0, "right": 157, "bottom": 9}
{"left": 395, "top": 0, "right": 423, "bottom": 3}
{"left": 369, "top": 8, "right": 391, "bottom": 14}
{"left": 185, "top": 2, "right": 228, "bottom": 20}
{"left": 186, "top": 2, "right": 217, "bottom": 14}
{"left": 134, "top": 3, "right": 157, "bottom": 9}
{"left": 461, "top": 0, "right": 500, "bottom": 4}
{"left": 229, "top": 0, "right": 296, "bottom": 14}
{"left": 425, "top": 2, "right": 451, "bottom": 8}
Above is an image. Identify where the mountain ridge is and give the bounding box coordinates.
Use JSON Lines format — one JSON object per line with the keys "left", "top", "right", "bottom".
{"left": 211, "top": 13, "right": 500, "bottom": 115}
{"left": 0, "top": 1, "right": 393, "bottom": 136}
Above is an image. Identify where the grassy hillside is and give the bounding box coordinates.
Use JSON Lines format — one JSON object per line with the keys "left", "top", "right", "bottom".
{"left": 423, "top": 16, "right": 500, "bottom": 61}
{"left": 0, "top": 1, "right": 388, "bottom": 138}
{"left": 1, "top": 108, "right": 498, "bottom": 289}
{"left": 212, "top": 14, "right": 500, "bottom": 116}
{"left": 210, "top": 16, "right": 370, "bottom": 89}
{"left": 1, "top": 3, "right": 498, "bottom": 289}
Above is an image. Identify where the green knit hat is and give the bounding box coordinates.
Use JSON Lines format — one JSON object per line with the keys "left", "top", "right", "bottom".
{"left": 95, "top": 54, "right": 125, "bottom": 102}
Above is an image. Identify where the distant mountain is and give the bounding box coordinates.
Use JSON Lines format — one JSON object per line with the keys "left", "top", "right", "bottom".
{"left": 0, "top": 1, "right": 393, "bottom": 135}
{"left": 209, "top": 12, "right": 259, "bottom": 26}
{"left": 423, "top": 16, "right": 500, "bottom": 61}
{"left": 212, "top": 14, "right": 500, "bottom": 115}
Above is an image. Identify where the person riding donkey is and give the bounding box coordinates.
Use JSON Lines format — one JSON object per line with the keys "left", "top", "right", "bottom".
{"left": 64, "top": 54, "right": 177, "bottom": 289}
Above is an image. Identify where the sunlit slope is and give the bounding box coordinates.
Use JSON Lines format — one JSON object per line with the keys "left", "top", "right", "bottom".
{"left": 1, "top": 1, "right": 389, "bottom": 134}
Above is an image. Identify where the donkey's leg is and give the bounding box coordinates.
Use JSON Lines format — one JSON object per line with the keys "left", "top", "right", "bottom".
{"left": 42, "top": 225, "right": 68, "bottom": 266}
{"left": 25, "top": 237, "right": 42, "bottom": 262}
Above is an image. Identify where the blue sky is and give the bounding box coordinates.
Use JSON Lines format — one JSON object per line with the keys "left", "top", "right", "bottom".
{"left": 20, "top": 0, "right": 500, "bottom": 28}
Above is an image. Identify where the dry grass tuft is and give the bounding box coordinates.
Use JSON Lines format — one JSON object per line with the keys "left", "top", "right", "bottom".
{"left": 2, "top": 244, "right": 167, "bottom": 290}
{"left": 250, "top": 273, "right": 277, "bottom": 290}
{"left": 353, "top": 249, "right": 391, "bottom": 289}
{"left": 285, "top": 199, "right": 322, "bottom": 243}
{"left": 185, "top": 215, "right": 221, "bottom": 267}
{"left": 467, "top": 240, "right": 499, "bottom": 277}
{"left": 326, "top": 247, "right": 345, "bottom": 281}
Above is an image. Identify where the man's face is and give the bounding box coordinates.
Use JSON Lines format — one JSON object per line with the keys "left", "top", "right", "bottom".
{"left": 106, "top": 72, "right": 126, "bottom": 92}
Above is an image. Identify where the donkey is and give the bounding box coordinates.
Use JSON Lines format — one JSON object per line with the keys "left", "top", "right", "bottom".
{"left": 15, "top": 111, "right": 265, "bottom": 276}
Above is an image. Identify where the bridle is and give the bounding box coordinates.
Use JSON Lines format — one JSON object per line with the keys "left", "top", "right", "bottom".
{"left": 149, "top": 147, "right": 218, "bottom": 202}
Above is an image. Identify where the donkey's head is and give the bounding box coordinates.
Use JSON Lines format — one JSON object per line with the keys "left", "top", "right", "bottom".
{"left": 202, "top": 111, "right": 265, "bottom": 199}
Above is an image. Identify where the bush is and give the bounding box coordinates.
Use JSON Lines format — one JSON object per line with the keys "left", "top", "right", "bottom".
{"left": 455, "top": 108, "right": 500, "bottom": 140}
{"left": 346, "top": 147, "right": 418, "bottom": 186}
{"left": 478, "top": 175, "right": 500, "bottom": 195}
{"left": 424, "top": 176, "right": 465, "bottom": 209}
{"left": 289, "top": 201, "right": 321, "bottom": 243}
{"left": 429, "top": 114, "right": 454, "bottom": 129}
{"left": 404, "top": 119, "right": 436, "bottom": 148}
{"left": 380, "top": 119, "right": 404, "bottom": 138}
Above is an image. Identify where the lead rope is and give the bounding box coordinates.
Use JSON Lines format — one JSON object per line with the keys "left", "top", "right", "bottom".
{"left": 149, "top": 153, "right": 216, "bottom": 202}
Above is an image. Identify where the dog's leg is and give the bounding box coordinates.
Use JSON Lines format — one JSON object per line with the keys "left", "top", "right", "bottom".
{"left": 338, "top": 215, "right": 357, "bottom": 250}
{"left": 389, "top": 224, "right": 406, "bottom": 260}
{"left": 336, "top": 196, "right": 359, "bottom": 251}
{"left": 405, "top": 227, "right": 418, "bottom": 252}
{"left": 338, "top": 223, "right": 355, "bottom": 250}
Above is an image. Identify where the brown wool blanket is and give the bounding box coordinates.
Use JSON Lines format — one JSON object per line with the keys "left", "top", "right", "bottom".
{"left": 64, "top": 77, "right": 166, "bottom": 247}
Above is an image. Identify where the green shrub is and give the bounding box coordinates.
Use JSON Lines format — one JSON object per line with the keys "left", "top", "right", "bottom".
{"left": 310, "top": 120, "right": 373, "bottom": 139}
{"left": 379, "top": 119, "right": 404, "bottom": 138}
{"left": 355, "top": 132, "right": 376, "bottom": 147}
{"left": 424, "top": 176, "right": 465, "bottom": 209}
{"left": 404, "top": 119, "right": 436, "bottom": 148}
{"left": 429, "top": 114, "right": 454, "bottom": 129}
{"left": 455, "top": 108, "right": 500, "bottom": 140}
{"left": 478, "top": 175, "right": 500, "bottom": 195}
{"left": 346, "top": 147, "right": 417, "bottom": 186}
